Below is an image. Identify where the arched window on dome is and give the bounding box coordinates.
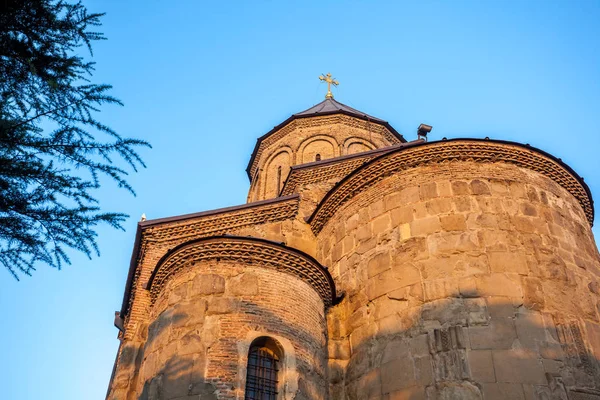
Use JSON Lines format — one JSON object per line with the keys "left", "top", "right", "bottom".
{"left": 244, "top": 337, "right": 282, "bottom": 400}
{"left": 276, "top": 166, "right": 282, "bottom": 195}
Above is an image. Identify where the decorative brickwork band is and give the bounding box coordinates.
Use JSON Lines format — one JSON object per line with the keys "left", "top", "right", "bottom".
{"left": 248, "top": 114, "right": 401, "bottom": 180}
{"left": 280, "top": 142, "right": 424, "bottom": 196}
{"left": 143, "top": 196, "right": 299, "bottom": 243}
{"left": 146, "top": 236, "right": 336, "bottom": 307}
{"left": 119, "top": 196, "right": 300, "bottom": 321}
{"left": 309, "top": 139, "right": 594, "bottom": 233}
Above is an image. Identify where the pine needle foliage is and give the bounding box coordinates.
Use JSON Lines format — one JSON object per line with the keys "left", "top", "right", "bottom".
{"left": 0, "top": 0, "right": 150, "bottom": 279}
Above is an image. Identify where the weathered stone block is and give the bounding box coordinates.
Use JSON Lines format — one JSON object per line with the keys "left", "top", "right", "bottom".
{"left": 515, "top": 309, "right": 546, "bottom": 350}
{"left": 370, "top": 199, "right": 385, "bottom": 218}
{"left": 399, "top": 223, "right": 411, "bottom": 241}
{"left": 469, "top": 319, "right": 517, "bottom": 350}
{"left": 440, "top": 214, "right": 467, "bottom": 231}
{"left": 459, "top": 276, "right": 478, "bottom": 298}
{"left": 385, "top": 192, "right": 403, "bottom": 211}
{"left": 415, "top": 356, "right": 433, "bottom": 385}
{"left": 400, "top": 186, "right": 420, "bottom": 203}
{"left": 427, "top": 232, "right": 479, "bottom": 255}
{"left": 542, "top": 358, "right": 562, "bottom": 375}
{"left": 373, "top": 296, "right": 409, "bottom": 321}
{"left": 426, "top": 198, "right": 452, "bottom": 214}
{"left": 179, "top": 331, "right": 204, "bottom": 355}
{"left": 476, "top": 273, "right": 523, "bottom": 297}
{"left": 410, "top": 334, "right": 430, "bottom": 358}
{"left": 228, "top": 273, "right": 258, "bottom": 296}
{"left": 168, "top": 282, "right": 188, "bottom": 306}
{"left": 349, "top": 323, "right": 376, "bottom": 352}
{"left": 372, "top": 213, "right": 391, "bottom": 233}
{"left": 482, "top": 383, "right": 525, "bottom": 400}
{"left": 367, "top": 251, "right": 391, "bottom": 278}
{"left": 391, "top": 206, "right": 413, "bottom": 225}
{"left": 420, "top": 182, "right": 438, "bottom": 200}
{"left": 357, "top": 367, "right": 382, "bottom": 398}
{"left": 381, "top": 357, "right": 416, "bottom": 394}
{"left": 539, "top": 341, "right": 564, "bottom": 360}
{"left": 451, "top": 181, "right": 469, "bottom": 195}
{"left": 206, "top": 297, "right": 236, "bottom": 314}
{"left": 423, "top": 279, "right": 460, "bottom": 301}
{"left": 348, "top": 306, "right": 368, "bottom": 330}
{"left": 470, "top": 179, "right": 491, "bottom": 195}
{"left": 421, "top": 298, "right": 466, "bottom": 326}
{"left": 522, "top": 277, "right": 545, "bottom": 311}
{"left": 410, "top": 216, "right": 441, "bottom": 236}
{"left": 391, "top": 263, "right": 421, "bottom": 288}
{"left": 489, "top": 251, "right": 528, "bottom": 274}
{"left": 382, "top": 339, "right": 410, "bottom": 364}
{"left": 492, "top": 349, "right": 546, "bottom": 384}
{"left": 454, "top": 196, "right": 474, "bottom": 212}
{"left": 366, "top": 269, "right": 402, "bottom": 301}
{"left": 467, "top": 350, "right": 495, "bottom": 382}
{"left": 192, "top": 274, "right": 225, "bottom": 295}
{"left": 465, "top": 297, "right": 489, "bottom": 325}
{"left": 356, "top": 223, "right": 372, "bottom": 242}
{"left": 486, "top": 296, "right": 516, "bottom": 319}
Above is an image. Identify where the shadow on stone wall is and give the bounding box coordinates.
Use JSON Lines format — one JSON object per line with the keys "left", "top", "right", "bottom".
{"left": 113, "top": 293, "right": 327, "bottom": 400}
{"left": 331, "top": 289, "right": 600, "bottom": 400}
{"left": 109, "top": 290, "right": 600, "bottom": 400}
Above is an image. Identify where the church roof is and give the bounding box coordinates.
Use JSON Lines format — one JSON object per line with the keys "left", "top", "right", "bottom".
{"left": 246, "top": 98, "right": 405, "bottom": 179}
{"left": 293, "top": 98, "right": 388, "bottom": 122}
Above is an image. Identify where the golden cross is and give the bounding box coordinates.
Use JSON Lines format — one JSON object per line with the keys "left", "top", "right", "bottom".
{"left": 319, "top": 73, "right": 339, "bottom": 99}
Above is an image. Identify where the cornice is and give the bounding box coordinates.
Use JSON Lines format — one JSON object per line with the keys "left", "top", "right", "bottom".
{"left": 280, "top": 141, "right": 423, "bottom": 196}
{"left": 119, "top": 195, "right": 300, "bottom": 319}
{"left": 308, "top": 139, "right": 594, "bottom": 233}
{"left": 147, "top": 236, "right": 336, "bottom": 307}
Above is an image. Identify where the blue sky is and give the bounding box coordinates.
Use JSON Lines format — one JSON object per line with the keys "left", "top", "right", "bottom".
{"left": 1, "top": 1, "right": 599, "bottom": 399}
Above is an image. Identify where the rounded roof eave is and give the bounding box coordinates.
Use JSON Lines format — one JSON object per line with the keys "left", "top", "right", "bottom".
{"left": 307, "top": 138, "right": 594, "bottom": 233}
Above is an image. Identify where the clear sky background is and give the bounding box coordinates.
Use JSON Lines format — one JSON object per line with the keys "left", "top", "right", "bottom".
{"left": 1, "top": 1, "right": 599, "bottom": 399}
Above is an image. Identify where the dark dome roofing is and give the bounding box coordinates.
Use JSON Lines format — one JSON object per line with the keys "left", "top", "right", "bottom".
{"left": 246, "top": 98, "right": 404, "bottom": 179}
{"left": 293, "top": 98, "right": 387, "bottom": 122}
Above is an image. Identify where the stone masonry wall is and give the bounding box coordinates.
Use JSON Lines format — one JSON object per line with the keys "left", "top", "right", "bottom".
{"left": 107, "top": 196, "right": 322, "bottom": 400}
{"left": 126, "top": 260, "right": 327, "bottom": 400}
{"left": 317, "top": 161, "right": 600, "bottom": 399}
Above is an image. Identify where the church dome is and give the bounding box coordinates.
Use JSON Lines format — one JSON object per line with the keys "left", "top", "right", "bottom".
{"left": 246, "top": 98, "right": 405, "bottom": 202}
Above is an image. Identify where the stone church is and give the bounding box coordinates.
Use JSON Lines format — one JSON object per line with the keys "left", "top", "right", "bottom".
{"left": 107, "top": 76, "right": 600, "bottom": 400}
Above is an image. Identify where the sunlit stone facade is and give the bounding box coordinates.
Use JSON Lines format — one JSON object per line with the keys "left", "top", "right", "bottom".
{"left": 107, "top": 97, "right": 600, "bottom": 400}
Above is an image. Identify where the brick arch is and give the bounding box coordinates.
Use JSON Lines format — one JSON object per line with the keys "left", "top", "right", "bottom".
{"left": 343, "top": 137, "right": 375, "bottom": 155}
{"left": 146, "top": 235, "right": 336, "bottom": 307}
{"left": 297, "top": 135, "right": 339, "bottom": 164}
{"left": 308, "top": 138, "right": 594, "bottom": 233}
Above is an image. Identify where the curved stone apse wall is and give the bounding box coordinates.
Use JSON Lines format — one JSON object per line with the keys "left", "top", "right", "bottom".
{"left": 133, "top": 260, "right": 328, "bottom": 400}
{"left": 317, "top": 154, "right": 600, "bottom": 398}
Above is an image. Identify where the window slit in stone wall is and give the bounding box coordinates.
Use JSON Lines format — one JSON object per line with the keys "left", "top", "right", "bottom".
{"left": 315, "top": 153, "right": 321, "bottom": 161}
{"left": 245, "top": 337, "right": 281, "bottom": 400}
{"left": 276, "top": 166, "right": 282, "bottom": 195}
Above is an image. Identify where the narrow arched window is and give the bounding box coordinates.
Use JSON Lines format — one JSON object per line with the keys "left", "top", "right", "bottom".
{"left": 315, "top": 153, "right": 321, "bottom": 161}
{"left": 276, "top": 166, "right": 282, "bottom": 195}
{"left": 245, "top": 337, "right": 281, "bottom": 400}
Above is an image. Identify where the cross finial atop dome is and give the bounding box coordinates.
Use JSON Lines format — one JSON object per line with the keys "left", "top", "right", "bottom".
{"left": 319, "top": 72, "right": 339, "bottom": 99}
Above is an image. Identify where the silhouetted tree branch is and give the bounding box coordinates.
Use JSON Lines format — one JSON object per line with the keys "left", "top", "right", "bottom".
{"left": 0, "top": 0, "right": 151, "bottom": 279}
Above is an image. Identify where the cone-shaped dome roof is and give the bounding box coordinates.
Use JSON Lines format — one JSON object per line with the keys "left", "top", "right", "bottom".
{"left": 293, "top": 98, "right": 387, "bottom": 123}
